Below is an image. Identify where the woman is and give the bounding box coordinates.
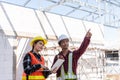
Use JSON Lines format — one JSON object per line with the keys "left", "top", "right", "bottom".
{"left": 22, "top": 36, "right": 51, "bottom": 80}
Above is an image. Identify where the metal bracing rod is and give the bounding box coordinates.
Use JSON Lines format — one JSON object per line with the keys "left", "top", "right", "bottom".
{"left": 104, "top": 24, "right": 119, "bottom": 29}
{"left": 45, "top": 0, "right": 104, "bottom": 16}
{"left": 16, "top": 38, "right": 29, "bottom": 68}
{"left": 79, "top": 59, "right": 89, "bottom": 80}
{"left": 44, "top": 0, "right": 65, "bottom": 11}
{"left": 62, "top": 4, "right": 108, "bottom": 24}
{"left": 64, "top": 2, "right": 119, "bottom": 28}
{"left": 63, "top": 4, "right": 99, "bottom": 15}
{"left": 79, "top": 50, "right": 104, "bottom": 79}
{"left": 95, "top": 49, "right": 102, "bottom": 78}
{"left": 33, "top": 10, "right": 48, "bottom": 39}
{"left": 45, "top": 49, "right": 59, "bottom": 65}
{"left": 81, "top": 58, "right": 95, "bottom": 68}
{"left": 23, "top": 0, "right": 31, "bottom": 6}
{"left": 0, "top": 2, "right": 18, "bottom": 38}
{"left": 82, "top": 13, "right": 93, "bottom": 20}
{"left": 64, "top": 0, "right": 106, "bottom": 13}
{"left": 46, "top": 0, "right": 120, "bottom": 27}
{"left": 65, "top": 5, "right": 81, "bottom": 16}
{"left": 105, "top": 19, "right": 120, "bottom": 24}
{"left": 64, "top": 1, "right": 118, "bottom": 18}
{"left": 43, "top": 12, "right": 58, "bottom": 40}
{"left": 93, "top": 15, "right": 103, "bottom": 21}
{"left": 81, "top": 10, "right": 98, "bottom": 20}
{"left": 98, "top": 24, "right": 104, "bottom": 38}
{"left": 60, "top": 16, "right": 74, "bottom": 46}
{"left": 108, "top": 65, "right": 119, "bottom": 73}
{"left": 114, "top": 0, "right": 120, "bottom": 3}
{"left": 103, "top": 0, "right": 120, "bottom": 7}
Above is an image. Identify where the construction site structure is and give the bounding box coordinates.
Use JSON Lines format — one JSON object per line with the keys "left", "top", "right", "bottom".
{"left": 0, "top": 1, "right": 120, "bottom": 80}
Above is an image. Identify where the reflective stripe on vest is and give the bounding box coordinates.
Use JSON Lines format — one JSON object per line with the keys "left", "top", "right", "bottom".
{"left": 61, "top": 52, "right": 77, "bottom": 79}
{"left": 22, "top": 76, "right": 45, "bottom": 80}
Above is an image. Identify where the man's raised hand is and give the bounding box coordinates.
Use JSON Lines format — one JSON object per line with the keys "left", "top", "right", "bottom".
{"left": 85, "top": 29, "right": 92, "bottom": 37}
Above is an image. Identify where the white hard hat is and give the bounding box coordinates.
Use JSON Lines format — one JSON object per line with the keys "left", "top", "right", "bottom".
{"left": 58, "top": 34, "right": 69, "bottom": 44}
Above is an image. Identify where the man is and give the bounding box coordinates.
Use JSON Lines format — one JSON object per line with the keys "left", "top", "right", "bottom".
{"left": 22, "top": 36, "right": 51, "bottom": 80}
{"left": 52, "top": 29, "right": 92, "bottom": 80}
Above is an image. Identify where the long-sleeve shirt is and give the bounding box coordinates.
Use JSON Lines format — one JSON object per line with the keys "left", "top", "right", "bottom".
{"left": 52, "top": 37, "right": 91, "bottom": 77}
{"left": 23, "top": 51, "right": 42, "bottom": 75}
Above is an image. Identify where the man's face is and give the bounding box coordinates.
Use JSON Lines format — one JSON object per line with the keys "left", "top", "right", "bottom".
{"left": 59, "top": 39, "right": 69, "bottom": 49}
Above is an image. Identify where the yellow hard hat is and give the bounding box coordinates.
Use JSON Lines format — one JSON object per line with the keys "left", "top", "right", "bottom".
{"left": 30, "top": 36, "right": 47, "bottom": 46}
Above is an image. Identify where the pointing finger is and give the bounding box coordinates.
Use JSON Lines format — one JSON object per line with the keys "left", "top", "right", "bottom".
{"left": 87, "top": 29, "right": 91, "bottom": 32}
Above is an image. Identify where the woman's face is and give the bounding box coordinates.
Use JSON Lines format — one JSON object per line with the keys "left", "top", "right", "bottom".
{"left": 33, "top": 41, "right": 44, "bottom": 52}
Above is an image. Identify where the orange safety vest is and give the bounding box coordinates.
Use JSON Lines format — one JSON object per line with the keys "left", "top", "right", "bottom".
{"left": 22, "top": 52, "right": 45, "bottom": 80}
